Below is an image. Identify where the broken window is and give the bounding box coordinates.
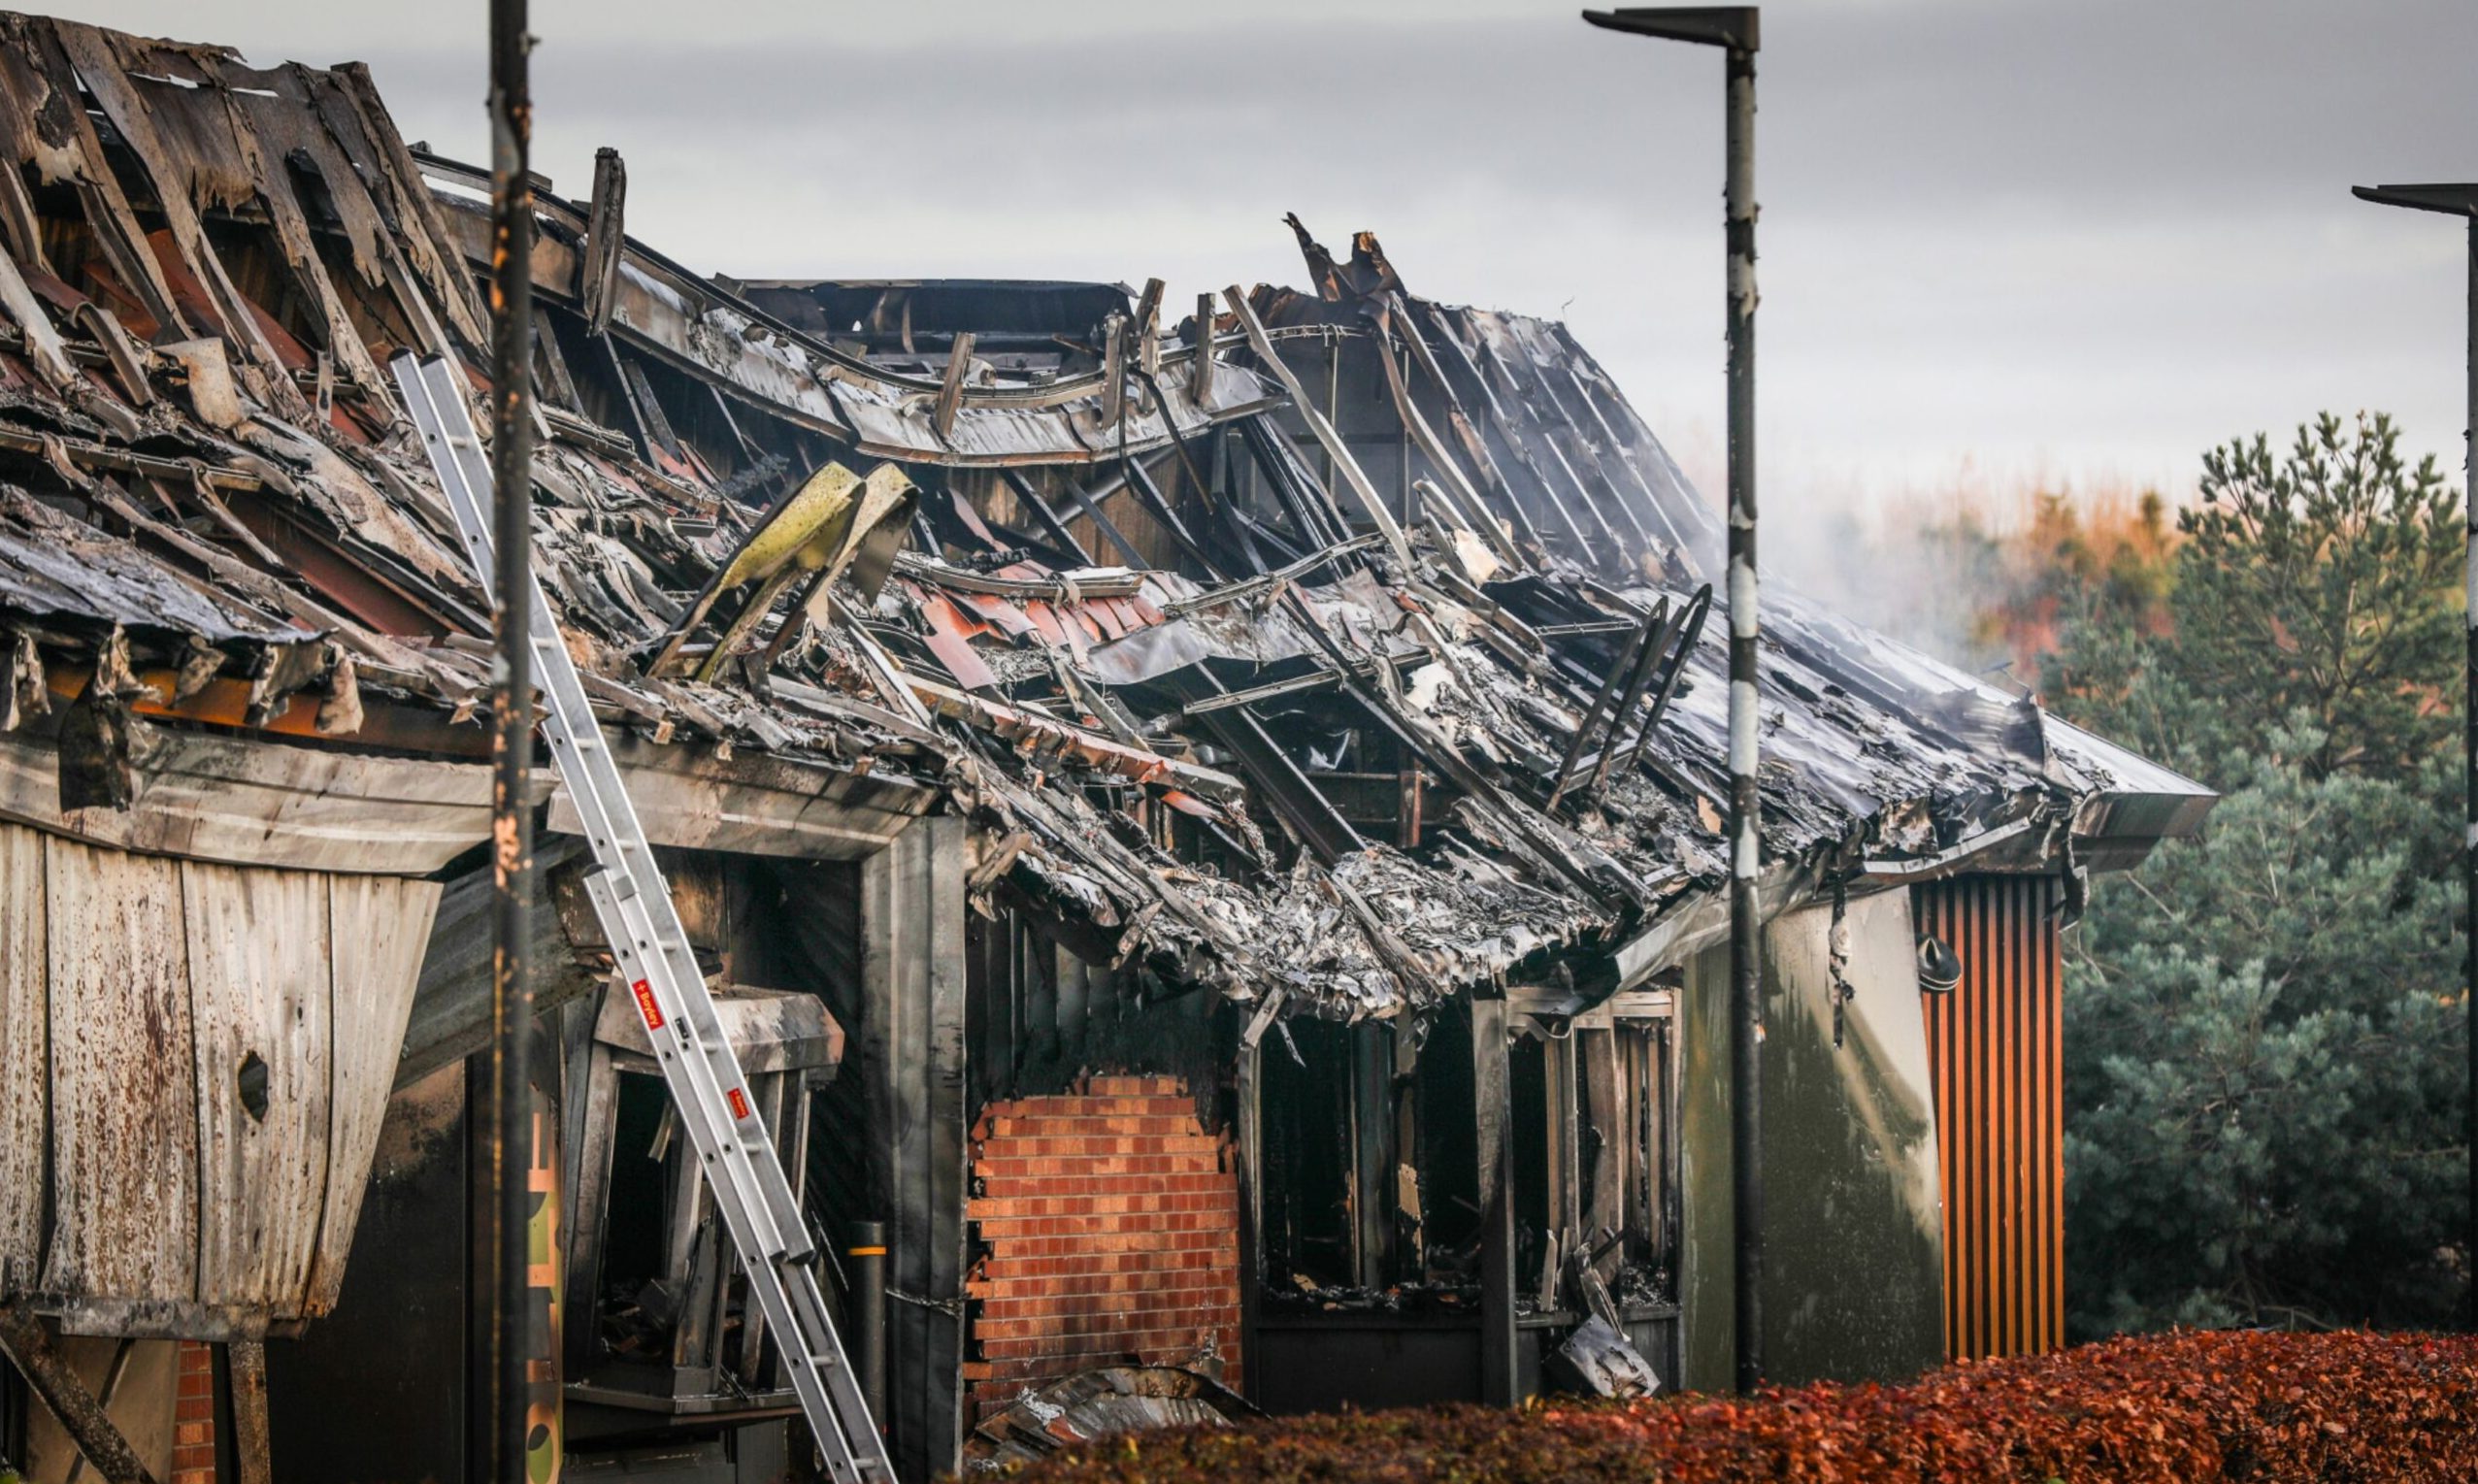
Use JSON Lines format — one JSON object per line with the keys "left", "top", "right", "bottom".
{"left": 1507, "top": 987, "right": 1677, "bottom": 1316}
{"left": 1258, "top": 1018, "right": 1360, "bottom": 1294}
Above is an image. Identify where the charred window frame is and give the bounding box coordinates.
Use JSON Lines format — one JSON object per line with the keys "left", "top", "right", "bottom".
{"left": 1506, "top": 986, "right": 1678, "bottom": 1315}
{"left": 1257, "top": 1017, "right": 1362, "bottom": 1293}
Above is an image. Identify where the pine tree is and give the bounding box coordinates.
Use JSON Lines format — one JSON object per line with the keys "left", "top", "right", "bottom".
{"left": 2059, "top": 412, "right": 2460, "bottom": 784}
{"left": 2053, "top": 413, "right": 2469, "bottom": 1335}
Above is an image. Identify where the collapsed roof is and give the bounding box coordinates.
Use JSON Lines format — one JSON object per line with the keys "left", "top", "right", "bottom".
{"left": 0, "top": 13, "right": 2209, "bottom": 1023}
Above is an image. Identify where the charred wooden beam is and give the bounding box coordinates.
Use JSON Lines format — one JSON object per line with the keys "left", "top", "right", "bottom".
{"left": 1224, "top": 288, "right": 1415, "bottom": 568}
{"left": 999, "top": 468, "right": 1098, "bottom": 567}
{"left": 0, "top": 428, "right": 263, "bottom": 492}
{"left": 0, "top": 1304, "right": 159, "bottom": 1484}
{"left": 1050, "top": 468, "right": 1149, "bottom": 570}
{"left": 1162, "top": 664, "right": 1366, "bottom": 863}
{"left": 1120, "top": 449, "right": 1225, "bottom": 578}
{"left": 932, "top": 331, "right": 975, "bottom": 442}
{"left": 1583, "top": 597, "right": 1683, "bottom": 797}
{"left": 1132, "top": 278, "right": 1164, "bottom": 379}
{"left": 579, "top": 146, "right": 626, "bottom": 337}
{"left": 1389, "top": 301, "right": 1548, "bottom": 557}
{"left": 1372, "top": 300, "right": 1523, "bottom": 569}
{"left": 1097, "top": 311, "right": 1127, "bottom": 428}
{"left": 1471, "top": 998, "right": 1517, "bottom": 1405}
{"left": 1546, "top": 599, "right": 1666, "bottom": 811}
{"left": 906, "top": 673, "right": 1243, "bottom": 801}
{"left": 1603, "top": 583, "right": 1713, "bottom": 779}
{"left": 1178, "top": 667, "right": 1345, "bottom": 716}
{"left": 1166, "top": 533, "right": 1383, "bottom": 617}
{"left": 229, "top": 1339, "right": 274, "bottom": 1484}
{"left": 1189, "top": 292, "right": 1217, "bottom": 404}
{"left": 1236, "top": 415, "right": 1352, "bottom": 555}
{"left": 1350, "top": 1021, "right": 1393, "bottom": 1288}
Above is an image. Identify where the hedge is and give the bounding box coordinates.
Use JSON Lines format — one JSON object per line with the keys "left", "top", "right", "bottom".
{"left": 985, "top": 1330, "right": 2478, "bottom": 1482}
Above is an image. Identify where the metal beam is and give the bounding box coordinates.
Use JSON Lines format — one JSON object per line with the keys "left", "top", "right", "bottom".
{"left": 1585, "top": 1, "right": 1765, "bottom": 1394}
{"left": 1581, "top": 6, "right": 1758, "bottom": 49}
{"left": 1719, "top": 19, "right": 1766, "bottom": 1401}
{"left": 482, "top": 2, "right": 538, "bottom": 1476}
{"left": 2353, "top": 178, "right": 2478, "bottom": 1331}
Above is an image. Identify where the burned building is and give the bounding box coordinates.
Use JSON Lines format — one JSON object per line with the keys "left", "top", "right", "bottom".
{"left": 0, "top": 15, "right": 2211, "bottom": 1482}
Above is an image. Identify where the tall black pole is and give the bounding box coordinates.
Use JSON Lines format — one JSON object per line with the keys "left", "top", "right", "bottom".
{"left": 1721, "top": 28, "right": 1764, "bottom": 1397}
{"left": 2351, "top": 181, "right": 2478, "bottom": 1332}
{"left": 486, "top": 0, "right": 537, "bottom": 1477}
{"left": 1580, "top": 3, "right": 1764, "bottom": 1392}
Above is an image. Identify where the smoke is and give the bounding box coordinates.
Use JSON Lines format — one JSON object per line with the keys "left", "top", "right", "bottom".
{"left": 1767, "top": 466, "right": 2183, "bottom": 689}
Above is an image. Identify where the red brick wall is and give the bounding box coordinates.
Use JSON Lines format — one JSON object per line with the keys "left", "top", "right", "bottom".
{"left": 171, "top": 1339, "right": 215, "bottom": 1484}
{"left": 962, "top": 1075, "right": 1242, "bottom": 1420}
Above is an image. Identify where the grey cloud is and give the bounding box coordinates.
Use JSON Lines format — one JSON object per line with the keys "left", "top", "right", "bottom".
{"left": 60, "top": 0, "right": 2478, "bottom": 503}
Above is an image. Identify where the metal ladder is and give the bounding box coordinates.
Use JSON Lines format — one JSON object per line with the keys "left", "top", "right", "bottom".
{"left": 391, "top": 353, "right": 892, "bottom": 1482}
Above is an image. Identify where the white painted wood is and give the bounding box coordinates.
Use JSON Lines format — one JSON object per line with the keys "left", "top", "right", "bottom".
{"left": 184, "top": 860, "right": 332, "bottom": 1311}
{"left": 0, "top": 822, "right": 44, "bottom": 1291}
{"left": 308, "top": 873, "right": 439, "bottom": 1312}
{"left": 542, "top": 733, "right": 931, "bottom": 861}
{"left": 41, "top": 835, "right": 198, "bottom": 1307}
{"left": 0, "top": 727, "right": 495, "bottom": 874}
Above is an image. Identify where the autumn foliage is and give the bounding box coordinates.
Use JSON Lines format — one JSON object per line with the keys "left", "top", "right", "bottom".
{"left": 988, "top": 1330, "right": 2478, "bottom": 1483}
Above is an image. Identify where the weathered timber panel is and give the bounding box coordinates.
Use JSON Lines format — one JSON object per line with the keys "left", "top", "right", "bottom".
{"left": 862, "top": 814, "right": 969, "bottom": 1482}
{"left": 43, "top": 832, "right": 201, "bottom": 1307}
{"left": 4, "top": 817, "right": 446, "bottom": 1333}
{"left": 186, "top": 860, "right": 333, "bottom": 1311}
{"left": 312, "top": 873, "right": 439, "bottom": 1311}
{"left": 0, "top": 822, "right": 43, "bottom": 1289}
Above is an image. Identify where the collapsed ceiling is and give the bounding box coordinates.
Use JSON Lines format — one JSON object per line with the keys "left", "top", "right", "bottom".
{"left": 0, "top": 13, "right": 2210, "bottom": 1024}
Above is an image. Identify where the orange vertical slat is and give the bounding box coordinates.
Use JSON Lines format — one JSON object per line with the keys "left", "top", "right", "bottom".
{"left": 2045, "top": 874, "right": 2065, "bottom": 1351}
{"left": 1972, "top": 878, "right": 1990, "bottom": 1359}
{"left": 1915, "top": 875, "right": 2066, "bottom": 1364}
{"left": 2009, "top": 877, "right": 2027, "bottom": 1356}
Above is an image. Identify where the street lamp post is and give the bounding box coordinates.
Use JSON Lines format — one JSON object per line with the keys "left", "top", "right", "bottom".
{"left": 1583, "top": 4, "right": 1765, "bottom": 1393}
{"left": 485, "top": 0, "right": 539, "bottom": 1476}
{"left": 2352, "top": 181, "right": 2478, "bottom": 1331}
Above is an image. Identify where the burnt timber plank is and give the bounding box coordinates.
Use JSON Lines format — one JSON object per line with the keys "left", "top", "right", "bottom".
{"left": 42, "top": 835, "right": 199, "bottom": 1311}
{"left": 0, "top": 1305, "right": 158, "bottom": 1484}
{"left": 311, "top": 873, "right": 440, "bottom": 1312}
{"left": 184, "top": 861, "right": 332, "bottom": 1314}
{"left": 0, "top": 824, "right": 40, "bottom": 1292}
{"left": 862, "top": 815, "right": 969, "bottom": 1482}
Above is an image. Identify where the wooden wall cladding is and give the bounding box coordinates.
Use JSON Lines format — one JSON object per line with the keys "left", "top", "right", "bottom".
{"left": 0, "top": 820, "right": 441, "bottom": 1336}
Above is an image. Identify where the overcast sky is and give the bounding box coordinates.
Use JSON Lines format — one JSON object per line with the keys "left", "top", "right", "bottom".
{"left": 65, "top": 0, "right": 2478, "bottom": 520}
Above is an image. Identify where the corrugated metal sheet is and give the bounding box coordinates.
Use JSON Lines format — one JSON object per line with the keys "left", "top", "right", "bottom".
{"left": 1913, "top": 874, "right": 2064, "bottom": 1362}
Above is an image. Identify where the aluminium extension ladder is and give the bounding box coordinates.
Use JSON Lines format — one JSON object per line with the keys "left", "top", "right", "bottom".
{"left": 391, "top": 353, "right": 891, "bottom": 1482}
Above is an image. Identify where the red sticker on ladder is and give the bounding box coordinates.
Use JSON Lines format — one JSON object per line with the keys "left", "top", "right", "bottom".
{"left": 728, "top": 1087, "right": 752, "bottom": 1121}
{"left": 630, "top": 978, "right": 665, "bottom": 1031}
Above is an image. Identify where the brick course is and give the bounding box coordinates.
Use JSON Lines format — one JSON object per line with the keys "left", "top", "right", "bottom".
{"left": 965, "top": 1075, "right": 1241, "bottom": 1421}
{"left": 171, "top": 1339, "right": 215, "bottom": 1484}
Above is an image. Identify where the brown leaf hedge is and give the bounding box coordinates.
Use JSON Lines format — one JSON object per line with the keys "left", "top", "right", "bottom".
{"left": 987, "top": 1330, "right": 2478, "bottom": 1482}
